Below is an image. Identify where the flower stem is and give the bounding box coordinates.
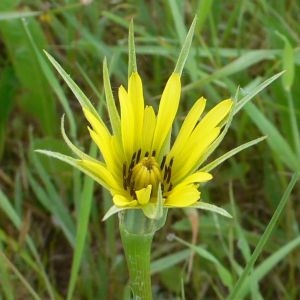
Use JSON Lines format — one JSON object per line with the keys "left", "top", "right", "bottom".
{"left": 120, "top": 226, "right": 154, "bottom": 300}
{"left": 119, "top": 209, "right": 167, "bottom": 299}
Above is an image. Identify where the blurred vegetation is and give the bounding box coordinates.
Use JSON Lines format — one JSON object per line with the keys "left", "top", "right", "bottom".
{"left": 0, "top": 0, "right": 299, "bottom": 299}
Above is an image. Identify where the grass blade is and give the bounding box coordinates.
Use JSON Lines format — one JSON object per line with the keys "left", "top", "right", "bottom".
{"left": 0, "top": 251, "right": 42, "bottom": 300}
{"left": 245, "top": 102, "right": 298, "bottom": 171}
{"left": 227, "top": 172, "right": 299, "bottom": 300}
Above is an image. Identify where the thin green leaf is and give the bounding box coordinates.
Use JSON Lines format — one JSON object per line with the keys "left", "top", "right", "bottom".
{"left": 103, "top": 58, "right": 121, "bottom": 137}
{"left": 174, "top": 16, "right": 197, "bottom": 75}
{"left": 239, "top": 236, "right": 300, "bottom": 298}
{"left": 274, "top": 33, "right": 300, "bottom": 158}
{"left": 0, "top": 189, "right": 55, "bottom": 299}
{"left": 201, "top": 136, "right": 266, "bottom": 172}
{"left": 22, "top": 19, "right": 76, "bottom": 139}
{"left": 44, "top": 51, "right": 100, "bottom": 119}
{"left": 128, "top": 19, "right": 137, "bottom": 76}
{"left": 214, "top": 50, "right": 276, "bottom": 80}
{"left": 286, "top": 92, "right": 300, "bottom": 159}
{"left": 234, "top": 71, "right": 284, "bottom": 115}
{"left": 151, "top": 249, "right": 191, "bottom": 274}
{"left": 60, "top": 115, "right": 97, "bottom": 162}
{"left": 0, "top": 189, "right": 21, "bottom": 228}
{"left": 35, "top": 149, "right": 110, "bottom": 191}
{"left": 0, "top": 252, "right": 42, "bottom": 300}
{"left": 66, "top": 175, "right": 95, "bottom": 300}
{"left": 245, "top": 102, "right": 298, "bottom": 171}
{"left": 0, "top": 11, "right": 41, "bottom": 21}
{"left": 230, "top": 183, "right": 263, "bottom": 299}
{"left": 227, "top": 172, "right": 299, "bottom": 300}
{"left": 27, "top": 171, "right": 75, "bottom": 247}
{"left": 276, "top": 32, "right": 295, "bottom": 90}
{"left": 196, "top": 0, "right": 214, "bottom": 33}
{"left": 191, "top": 202, "right": 232, "bottom": 218}
{"left": 2, "top": 18, "right": 57, "bottom": 135}
{"left": 168, "top": 0, "right": 186, "bottom": 43}
{"left": 182, "top": 51, "right": 281, "bottom": 93}
{"left": 170, "top": 235, "right": 233, "bottom": 289}
{"left": 102, "top": 205, "right": 124, "bottom": 221}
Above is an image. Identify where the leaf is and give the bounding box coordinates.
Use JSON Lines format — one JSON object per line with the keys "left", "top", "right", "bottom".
{"left": 245, "top": 102, "right": 298, "bottom": 171}
{"left": 201, "top": 136, "right": 266, "bottom": 172}
{"left": 0, "top": 15, "right": 57, "bottom": 135}
{"left": 276, "top": 32, "right": 295, "bottom": 90}
{"left": 44, "top": 51, "right": 100, "bottom": 119}
{"left": 35, "top": 150, "right": 110, "bottom": 191}
{"left": 234, "top": 71, "right": 284, "bottom": 115}
{"left": 191, "top": 202, "right": 232, "bottom": 218}
{"left": 227, "top": 173, "right": 299, "bottom": 300}
{"left": 103, "top": 58, "right": 121, "bottom": 137}
{"left": 128, "top": 19, "right": 137, "bottom": 76}
{"left": 174, "top": 16, "right": 197, "bottom": 75}
{"left": 0, "top": 11, "right": 41, "bottom": 21}
{"left": 102, "top": 205, "right": 124, "bottom": 221}
{"left": 170, "top": 235, "right": 233, "bottom": 289}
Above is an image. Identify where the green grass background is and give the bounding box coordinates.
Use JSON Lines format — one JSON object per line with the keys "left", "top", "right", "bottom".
{"left": 0, "top": 0, "right": 299, "bottom": 299}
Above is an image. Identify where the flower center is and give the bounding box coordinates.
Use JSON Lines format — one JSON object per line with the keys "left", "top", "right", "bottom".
{"left": 132, "top": 156, "right": 162, "bottom": 191}
{"left": 122, "top": 150, "right": 174, "bottom": 201}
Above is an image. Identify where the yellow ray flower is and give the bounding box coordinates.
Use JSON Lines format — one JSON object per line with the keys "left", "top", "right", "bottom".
{"left": 59, "top": 69, "right": 231, "bottom": 218}
{"left": 38, "top": 20, "right": 238, "bottom": 220}
{"left": 84, "top": 76, "right": 231, "bottom": 215}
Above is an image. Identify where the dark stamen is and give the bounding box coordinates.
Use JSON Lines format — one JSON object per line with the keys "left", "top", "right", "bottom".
{"left": 131, "top": 151, "right": 136, "bottom": 161}
{"left": 130, "top": 182, "right": 135, "bottom": 197}
{"left": 127, "top": 170, "right": 132, "bottom": 183}
{"left": 163, "top": 166, "right": 168, "bottom": 180}
{"left": 145, "top": 151, "right": 149, "bottom": 157}
{"left": 168, "top": 183, "right": 173, "bottom": 191}
{"left": 129, "top": 160, "right": 135, "bottom": 170}
{"left": 129, "top": 152, "right": 137, "bottom": 169}
{"left": 152, "top": 150, "right": 156, "bottom": 157}
{"left": 123, "top": 163, "right": 126, "bottom": 177}
{"left": 166, "top": 168, "right": 172, "bottom": 183}
{"left": 160, "top": 156, "right": 166, "bottom": 170}
{"left": 136, "top": 149, "right": 142, "bottom": 163}
{"left": 169, "top": 157, "right": 174, "bottom": 167}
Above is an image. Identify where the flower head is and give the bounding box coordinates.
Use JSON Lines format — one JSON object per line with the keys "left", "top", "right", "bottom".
{"left": 38, "top": 20, "right": 235, "bottom": 220}
{"left": 81, "top": 68, "right": 232, "bottom": 213}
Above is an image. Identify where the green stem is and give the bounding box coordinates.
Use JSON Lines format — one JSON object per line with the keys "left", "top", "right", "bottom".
{"left": 120, "top": 226, "right": 154, "bottom": 300}
{"left": 118, "top": 209, "right": 167, "bottom": 299}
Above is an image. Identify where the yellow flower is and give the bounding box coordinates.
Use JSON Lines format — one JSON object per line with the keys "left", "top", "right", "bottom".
{"left": 78, "top": 71, "right": 232, "bottom": 213}
{"left": 38, "top": 20, "right": 241, "bottom": 220}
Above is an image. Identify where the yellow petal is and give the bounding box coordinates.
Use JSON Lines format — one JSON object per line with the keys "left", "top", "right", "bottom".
{"left": 128, "top": 72, "right": 144, "bottom": 140}
{"left": 83, "top": 107, "right": 110, "bottom": 138}
{"left": 141, "top": 106, "right": 156, "bottom": 151}
{"left": 119, "top": 85, "right": 135, "bottom": 161}
{"left": 169, "top": 97, "right": 206, "bottom": 158}
{"left": 165, "top": 184, "right": 200, "bottom": 207}
{"left": 180, "top": 171, "right": 213, "bottom": 185}
{"left": 152, "top": 73, "right": 181, "bottom": 154}
{"left": 78, "top": 159, "right": 122, "bottom": 193}
{"left": 192, "top": 99, "right": 233, "bottom": 136}
{"left": 119, "top": 73, "right": 145, "bottom": 160}
{"left": 135, "top": 185, "right": 152, "bottom": 205}
{"left": 172, "top": 127, "right": 220, "bottom": 183}
{"left": 82, "top": 108, "right": 123, "bottom": 178}
{"left": 113, "top": 194, "right": 138, "bottom": 207}
{"left": 88, "top": 128, "right": 121, "bottom": 179}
